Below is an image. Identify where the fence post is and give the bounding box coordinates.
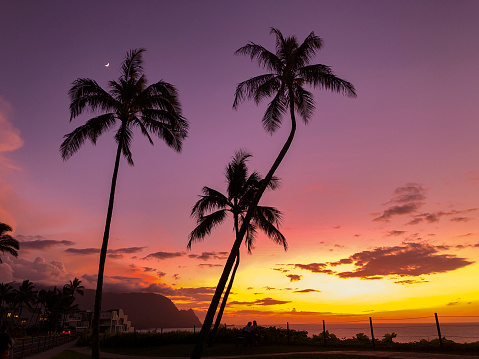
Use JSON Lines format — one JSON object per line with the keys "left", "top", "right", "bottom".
{"left": 435, "top": 313, "right": 443, "bottom": 349}
{"left": 322, "top": 319, "right": 326, "bottom": 346}
{"left": 369, "top": 317, "right": 375, "bottom": 349}
{"left": 21, "top": 337, "right": 25, "bottom": 358}
{"left": 287, "top": 322, "right": 290, "bottom": 345}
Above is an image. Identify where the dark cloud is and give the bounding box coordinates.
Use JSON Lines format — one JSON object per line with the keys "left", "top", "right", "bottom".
{"left": 5, "top": 256, "right": 69, "bottom": 283}
{"left": 286, "top": 274, "right": 302, "bottom": 282}
{"left": 144, "top": 282, "right": 176, "bottom": 296}
{"left": 65, "top": 248, "right": 100, "bottom": 255}
{"left": 142, "top": 251, "right": 184, "bottom": 260}
{"left": 198, "top": 264, "right": 222, "bottom": 268}
{"left": 393, "top": 279, "right": 429, "bottom": 285}
{"left": 294, "top": 242, "right": 474, "bottom": 280}
{"left": 294, "top": 289, "right": 321, "bottom": 293}
{"left": 387, "top": 230, "right": 406, "bottom": 237}
{"left": 229, "top": 297, "right": 291, "bottom": 306}
{"left": 157, "top": 271, "right": 166, "bottom": 278}
{"left": 188, "top": 251, "right": 228, "bottom": 261}
{"left": 408, "top": 209, "right": 477, "bottom": 225}
{"left": 374, "top": 203, "right": 421, "bottom": 222}
{"left": 109, "top": 247, "right": 146, "bottom": 254}
{"left": 17, "top": 236, "right": 75, "bottom": 251}
{"left": 107, "top": 254, "right": 123, "bottom": 259}
{"left": 373, "top": 183, "right": 425, "bottom": 222}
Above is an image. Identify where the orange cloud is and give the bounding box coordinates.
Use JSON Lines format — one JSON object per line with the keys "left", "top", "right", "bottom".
{"left": 0, "top": 98, "right": 23, "bottom": 170}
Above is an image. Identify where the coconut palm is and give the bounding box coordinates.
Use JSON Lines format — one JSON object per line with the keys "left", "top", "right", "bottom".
{"left": 0, "top": 222, "right": 19, "bottom": 263}
{"left": 64, "top": 277, "right": 85, "bottom": 297}
{"left": 188, "top": 151, "right": 286, "bottom": 346}
{"left": 0, "top": 282, "right": 14, "bottom": 325}
{"left": 60, "top": 48, "right": 188, "bottom": 359}
{"left": 14, "top": 279, "right": 37, "bottom": 326}
{"left": 191, "top": 29, "right": 356, "bottom": 358}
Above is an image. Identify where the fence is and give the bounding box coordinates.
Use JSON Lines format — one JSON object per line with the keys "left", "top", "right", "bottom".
{"left": 8, "top": 334, "right": 75, "bottom": 359}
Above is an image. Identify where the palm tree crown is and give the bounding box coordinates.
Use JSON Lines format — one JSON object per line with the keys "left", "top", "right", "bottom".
{"left": 188, "top": 150, "right": 286, "bottom": 253}
{"left": 234, "top": 28, "right": 356, "bottom": 133}
{"left": 61, "top": 48, "right": 188, "bottom": 164}
{"left": 0, "top": 222, "right": 19, "bottom": 263}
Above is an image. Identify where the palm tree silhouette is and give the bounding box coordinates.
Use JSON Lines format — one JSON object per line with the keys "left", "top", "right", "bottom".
{"left": 0, "top": 282, "right": 14, "bottom": 326}
{"left": 0, "top": 222, "right": 19, "bottom": 263}
{"left": 191, "top": 29, "right": 356, "bottom": 358}
{"left": 14, "top": 279, "right": 37, "bottom": 326}
{"left": 188, "top": 151, "right": 286, "bottom": 346}
{"left": 60, "top": 48, "right": 188, "bottom": 359}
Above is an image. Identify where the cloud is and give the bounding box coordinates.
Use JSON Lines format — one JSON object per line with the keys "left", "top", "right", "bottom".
{"left": 198, "top": 264, "right": 222, "bottom": 268}
{"left": 286, "top": 274, "right": 302, "bottom": 282}
{"left": 408, "top": 209, "right": 478, "bottom": 225}
{"left": 294, "top": 242, "right": 474, "bottom": 280}
{"left": 142, "top": 251, "right": 184, "bottom": 260}
{"left": 65, "top": 248, "right": 100, "bottom": 255}
{"left": 386, "top": 230, "right": 406, "bottom": 237}
{"left": 373, "top": 183, "right": 425, "bottom": 222}
{"left": 0, "top": 98, "right": 23, "bottom": 170}
{"left": 229, "top": 297, "right": 291, "bottom": 306}
{"left": 109, "top": 247, "right": 146, "bottom": 254}
{"left": 294, "top": 289, "right": 321, "bottom": 293}
{"left": 394, "top": 279, "right": 429, "bottom": 285}
{"left": 188, "top": 251, "right": 229, "bottom": 261}
{"left": 5, "top": 256, "right": 70, "bottom": 284}
{"left": 17, "top": 236, "right": 75, "bottom": 251}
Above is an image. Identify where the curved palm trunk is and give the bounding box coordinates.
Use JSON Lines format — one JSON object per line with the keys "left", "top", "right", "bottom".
{"left": 190, "top": 101, "right": 297, "bottom": 359}
{"left": 207, "top": 250, "right": 239, "bottom": 347}
{"left": 91, "top": 125, "right": 125, "bottom": 359}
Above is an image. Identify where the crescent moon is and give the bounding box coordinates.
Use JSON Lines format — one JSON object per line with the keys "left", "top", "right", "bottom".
{"left": 105, "top": 63, "right": 110, "bottom": 67}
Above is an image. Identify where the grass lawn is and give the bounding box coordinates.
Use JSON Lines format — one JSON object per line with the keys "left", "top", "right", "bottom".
{"left": 99, "top": 343, "right": 384, "bottom": 358}
{"left": 50, "top": 349, "right": 382, "bottom": 359}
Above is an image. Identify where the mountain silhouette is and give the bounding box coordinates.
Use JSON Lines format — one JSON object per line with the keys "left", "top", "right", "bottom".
{"left": 74, "top": 289, "right": 201, "bottom": 329}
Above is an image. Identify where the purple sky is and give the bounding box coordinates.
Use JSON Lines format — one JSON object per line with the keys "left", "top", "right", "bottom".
{"left": 1, "top": 1, "right": 479, "bottom": 322}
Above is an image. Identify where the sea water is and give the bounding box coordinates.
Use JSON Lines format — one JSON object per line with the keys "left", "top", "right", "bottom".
{"left": 286, "top": 322, "right": 479, "bottom": 343}
{"left": 144, "top": 322, "right": 479, "bottom": 343}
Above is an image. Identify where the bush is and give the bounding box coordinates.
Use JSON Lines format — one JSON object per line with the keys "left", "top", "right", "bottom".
{"left": 381, "top": 332, "right": 397, "bottom": 343}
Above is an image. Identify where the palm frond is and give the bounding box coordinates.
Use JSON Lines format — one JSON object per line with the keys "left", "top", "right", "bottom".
{"left": 262, "top": 90, "right": 287, "bottom": 133}
{"left": 252, "top": 206, "right": 287, "bottom": 250}
{"left": 300, "top": 65, "right": 357, "bottom": 98}
{"left": 69, "top": 79, "right": 117, "bottom": 119}
{"left": 294, "top": 86, "right": 315, "bottom": 124}
{"left": 294, "top": 31, "right": 323, "bottom": 68}
{"left": 60, "top": 113, "right": 116, "bottom": 160}
{"left": 121, "top": 48, "right": 146, "bottom": 82}
{"left": 188, "top": 210, "right": 228, "bottom": 248}
{"left": 233, "top": 74, "right": 277, "bottom": 109}
{"left": 235, "top": 43, "right": 282, "bottom": 73}
{"left": 244, "top": 222, "right": 257, "bottom": 254}
{"left": 0, "top": 222, "right": 12, "bottom": 235}
{"left": 115, "top": 125, "right": 134, "bottom": 166}
{"left": 191, "top": 187, "right": 230, "bottom": 217}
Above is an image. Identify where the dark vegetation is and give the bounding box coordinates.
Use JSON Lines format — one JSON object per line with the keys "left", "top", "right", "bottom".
{"left": 77, "top": 326, "right": 479, "bottom": 357}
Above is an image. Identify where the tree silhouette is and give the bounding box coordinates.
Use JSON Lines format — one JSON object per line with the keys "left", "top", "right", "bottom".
{"left": 14, "top": 279, "right": 37, "bottom": 326}
{"left": 60, "top": 48, "right": 188, "bottom": 359}
{"left": 188, "top": 151, "right": 286, "bottom": 346}
{"left": 191, "top": 28, "right": 356, "bottom": 358}
{"left": 0, "top": 222, "right": 19, "bottom": 263}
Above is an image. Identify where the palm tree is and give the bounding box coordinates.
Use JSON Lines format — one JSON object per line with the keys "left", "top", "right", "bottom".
{"left": 14, "top": 279, "right": 37, "bottom": 326}
{"left": 188, "top": 151, "right": 286, "bottom": 346}
{"left": 0, "top": 222, "right": 19, "bottom": 263}
{"left": 60, "top": 48, "right": 188, "bottom": 359}
{"left": 0, "top": 282, "right": 14, "bottom": 325}
{"left": 191, "top": 29, "right": 356, "bottom": 358}
{"left": 64, "top": 277, "right": 85, "bottom": 297}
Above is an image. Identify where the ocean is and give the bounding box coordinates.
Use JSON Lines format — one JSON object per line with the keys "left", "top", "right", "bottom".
{"left": 286, "top": 322, "right": 479, "bottom": 343}
{"left": 145, "top": 322, "right": 479, "bottom": 344}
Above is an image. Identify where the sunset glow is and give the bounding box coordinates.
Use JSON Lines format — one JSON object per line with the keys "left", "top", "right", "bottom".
{"left": 1, "top": 1, "right": 479, "bottom": 326}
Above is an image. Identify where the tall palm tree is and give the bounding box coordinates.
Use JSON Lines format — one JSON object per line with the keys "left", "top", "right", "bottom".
{"left": 188, "top": 151, "right": 286, "bottom": 346}
{"left": 0, "top": 222, "right": 19, "bottom": 263}
{"left": 14, "top": 279, "right": 37, "bottom": 326}
{"left": 60, "top": 48, "right": 188, "bottom": 359}
{"left": 0, "top": 282, "right": 14, "bottom": 325}
{"left": 191, "top": 29, "right": 356, "bottom": 358}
